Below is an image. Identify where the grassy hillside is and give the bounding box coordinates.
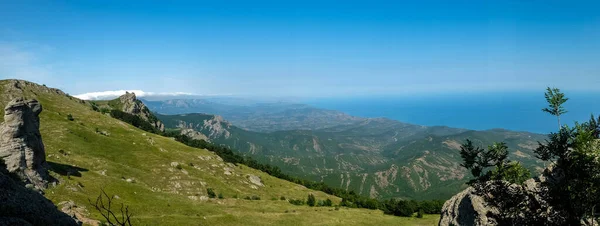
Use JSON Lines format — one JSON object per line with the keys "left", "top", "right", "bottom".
{"left": 0, "top": 80, "right": 438, "bottom": 225}
{"left": 157, "top": 113, "right": 547, "bottom": 200}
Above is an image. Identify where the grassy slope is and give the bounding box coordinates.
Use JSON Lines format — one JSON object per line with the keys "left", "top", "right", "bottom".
{"left": 0, "top": 80, "right": 438, "bottom": 225}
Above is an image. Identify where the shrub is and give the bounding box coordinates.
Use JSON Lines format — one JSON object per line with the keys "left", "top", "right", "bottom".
{"left": 251, "top": 195, "right": 261, "bottom": 200}
{"left": 307, "top": 194, "right": 316, "bottom": 207}
{"left": 206, "top": 188, "right": 216, "bottom": 198}
{"left": 100, "top": 108, "right": 110, "bottom": 114}
{"left": 175, "top": 164, "right": 183, "bottom": 170}
{"left": 280, "top": 196, "right": 286, "bottom": 201}
{"left": 324, "top": 199, "right": 333, "bottom": 207}
{"left": 218, "top": 193, "right": 224, "bottom": 199}
{"left": 244, "top": 196, "right": 252, "bottom": 200}
{"left": 67, "top": 114, "right": 74, "bottom": 121}
{"left": 417, "top": 209, "right": 424, "bottom": 218}
{"left": 289, "top": 199, "right": 305, "bottom": 206}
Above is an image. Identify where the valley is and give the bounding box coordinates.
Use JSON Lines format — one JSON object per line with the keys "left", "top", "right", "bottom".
{"left": 152, "top": 103, "right": 547, "bottom": 200}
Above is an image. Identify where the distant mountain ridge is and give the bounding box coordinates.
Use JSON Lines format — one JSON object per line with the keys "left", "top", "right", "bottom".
{"left": 143, "top": 99, "right": 363, "bottom": 132}
{"left": 156, "top": 111, "right": 547, "bottom": 200}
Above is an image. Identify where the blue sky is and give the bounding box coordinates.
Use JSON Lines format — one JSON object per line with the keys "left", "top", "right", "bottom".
{"left": 0, "top": 0, "right": 599, "bottom": 98}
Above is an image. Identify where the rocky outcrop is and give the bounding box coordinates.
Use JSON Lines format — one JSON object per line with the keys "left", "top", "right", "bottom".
{"left": 180, "top": 128, "right": 209, "bottom": 142}
{"left": 0, "top": 98, "right": 50, "bottom": 190}
{"left": 439, "top": 170, "right": 562, "bottom": 226}
{"left": 0, "top": 98, "right": 79, "bottom": 225}
{"left": 438, "top": 187, "right": 498, "bottom": 226}
{"left": 0, "top": 160, "right": 80, "bottom": 225}
{"left": 118, "top": 92, "right": 165, "bottom": 132}
{"left": 247, "top": 174, "right": 264, "bottom": 187}
{"left": 202, "top": 116, "right": 231, "bottom": 139}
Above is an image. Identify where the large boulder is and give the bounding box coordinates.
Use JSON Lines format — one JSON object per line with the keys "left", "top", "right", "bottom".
{"left": 440, "top": 171, "right": 561, "bottom": 226}
{"left": 0, "top": 98, "right": 50, "bottom": 190}
{"left": 438, "top": 187, "right": 498, "bottom": 226}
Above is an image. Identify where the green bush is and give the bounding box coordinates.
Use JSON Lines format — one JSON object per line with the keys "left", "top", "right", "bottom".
{"left": 251, "top": 195, "right": 261, "bottom": 200}
{"left": 289, "top": 199, "right": 305, "bottom": 206}
{"left": 307, "top": 194, "right": 316, "bottom": 207}
{"left": 206, "top": 188, "right": 216, "bottom": 198}
{"left": 324, "top": 199, "right": 333, "bottom": 207}
{"left": 100, "top": 108, "right": 110, "bottom": 114}
{"left": 417, "top": 209, "right": 424, "bottom": 218}
{"left": 218, "top": 193, "right": 224, "bottom": 199}
{"left": 67, "top": 114, "right": 74, "bottom": 121}
{"left": 280, "top": 196, "right": 286, "bottom": 201}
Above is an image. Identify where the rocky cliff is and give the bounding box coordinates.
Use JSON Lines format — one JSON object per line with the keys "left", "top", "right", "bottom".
{"left": 0, "top": 98, "right": 79, "bottom": 225}
{"left": 0, "top": 98, "right": 50, "bottom": 190}
{"left": 117, "top": 92, "right": 165, "bottom": 132}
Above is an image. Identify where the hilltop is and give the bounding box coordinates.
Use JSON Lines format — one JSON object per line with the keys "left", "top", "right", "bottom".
{"left": 0, "top": 79, "right": 438, "bottom": 225}
{"left": 156, "top": 112, "right": 547, "bottom": 200}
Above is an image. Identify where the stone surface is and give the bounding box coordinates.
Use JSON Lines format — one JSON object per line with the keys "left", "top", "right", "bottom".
{"left": 119, "top": 92, "right": 165, "bottom": 132}
{"left": 438, "top": 187, "right": 497, "bottom": 226}
{"left": 180, "top": 128, "right": 209, "bottom": 142}
{"left": 0, "top": 98, "right": 50, "bottom": 190}
{"left": 247, "top": 174, "right": 264, "bottom": 187}
{"left": 0, "top": 164, "right": 79, "bottom": 225}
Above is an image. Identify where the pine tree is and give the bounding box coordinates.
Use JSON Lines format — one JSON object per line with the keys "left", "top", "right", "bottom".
{"left": 542, "top": 87, "right": 568, "bottom": 129}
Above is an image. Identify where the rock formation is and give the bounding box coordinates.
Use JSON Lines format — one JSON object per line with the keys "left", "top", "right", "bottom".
{"left": 0, "top": 98, "right": 50, "bottom": 190}
{"left": 439, "top": 170, "right": 562, "bottom": 226}
{"left": 0, "top": 98, "right": 80, "bottom": 225}
{"left": 438, "top": 187, "right": 498, "bottom": 226}
{"left": 119, "top": 92, "right": 165, "bottom": 132}
{"left": 180, "top": 128, "right": 209, "bottom": 142}
{"left": 0, "top": 164, "right": 80, "bottom": 226}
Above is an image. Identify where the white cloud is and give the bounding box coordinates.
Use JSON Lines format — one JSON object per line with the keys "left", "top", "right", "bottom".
{"left": 73, "top": 90, "right": 196, "bottom": 100}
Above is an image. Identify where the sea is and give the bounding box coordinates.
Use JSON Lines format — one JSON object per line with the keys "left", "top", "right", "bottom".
{"left": 305, "top": 91, "right": 600, "bottom": 134}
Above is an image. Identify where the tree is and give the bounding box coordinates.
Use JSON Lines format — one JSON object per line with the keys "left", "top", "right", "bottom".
{"left": 458, "top": 88, "right": 600, "bottom": 225}
{"left": 417, "top": 209, "right": 424, "bottom": 218}
{"left": 535, "top": 121, "right": 600, "bottom": 225}
{"left": 542, "top": 87, "right": 568, "bottom": 129}
{"left": 89, "top": 188, "right": 133, "bottom": 226}
{"left": 307, "top": 194, "right": 316, "bottom": 207}
{"left": 459, "top": 140, "right": 525, "bottom": 184}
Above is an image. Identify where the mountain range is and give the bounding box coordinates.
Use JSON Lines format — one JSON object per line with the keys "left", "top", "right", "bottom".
{"left": 149, "top": 99, "right": 548, "bottom": 200}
